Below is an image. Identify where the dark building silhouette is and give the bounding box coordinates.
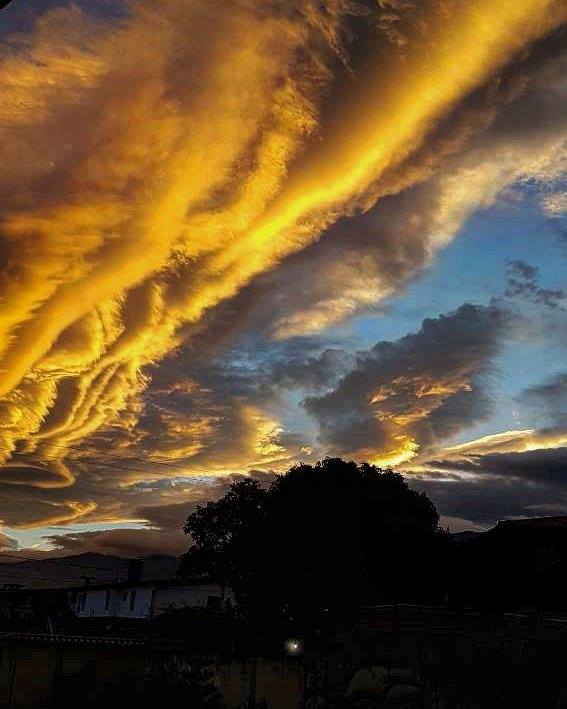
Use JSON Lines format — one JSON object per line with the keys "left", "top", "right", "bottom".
{"left": 450, "top": 515, "right": 567, "bottom": 612}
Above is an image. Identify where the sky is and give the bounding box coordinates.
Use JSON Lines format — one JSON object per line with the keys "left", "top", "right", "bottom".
{"left": 0, "top": 0, "right": 566, "bottom": 557}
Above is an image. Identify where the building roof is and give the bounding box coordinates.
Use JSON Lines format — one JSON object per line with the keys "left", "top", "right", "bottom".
{"left": 0, "top": 576, "right": 220, "bottom": 596}
{"left": 459, "top": 516, "right": 567, "bottom": 554}
{"left": 67, "top": 576, "right": 220, "bottom": 593}
{"left": 0, "top": 553, "right": 179, "bottom": 590}
{"left": 495, "top": 516, "right": 567, "bottom": 530}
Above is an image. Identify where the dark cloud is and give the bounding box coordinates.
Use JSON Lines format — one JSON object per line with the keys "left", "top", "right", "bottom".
{"left": 78, "top": 332, "right": 348, "bottom": 477}
{"left": 135, "top": 501, "right": 198, "bottom": 532}
{"left": 505, "top": 260, "right": 565, "bottom": 309}
{"left": 221, "top": 29, "right": 567, "bottom": 339}
{"left": 42, "top": 470, "right": 278, "bottom": 557}
{"left": 304, "top": 303, "right": 507, "bottom": 461}
{"left": 45, "top": 527, "right": 187, "bottom": 558}
{"left": 412, "top": 472, "right": 567, "bottom": 526}
{"left": 425, "top": 446, "right": 567, "bottom": 487}
{"left": 410, "top": 442, "right": 567, "bottom": 527}
{"left": 0, "top": 4, "right": 564, "bottom": 546}
{"left": 39, "top": 499, "right": 203, "bottom": 558}
{"left": 518, "top": 372, "right": 567, "bottom": 427}
{"left": 0, "top": 0, "right": 125, "bottom": 33}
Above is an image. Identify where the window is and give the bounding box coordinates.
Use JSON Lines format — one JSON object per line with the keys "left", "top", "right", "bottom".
{"left": 105, "top": 589, "right": 111, "bottom": 611}
{"left": 78, "top": 593, "right": 86, "bottom": 612}
{"left": 207, "top": 595, "right": 221, "bottom": 610}
{"left": 129, "top": 589, "right": 136, "bottom": 611}
{"left": 122, "top": 591, "right": 128, "bottom": 602}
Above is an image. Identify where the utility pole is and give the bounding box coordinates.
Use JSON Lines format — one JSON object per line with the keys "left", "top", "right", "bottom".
{"left": 247, "top": 654, "right": 258, "bottom": 709}
{"left": 7, "top": 655, "right": 17, "bottom": 707}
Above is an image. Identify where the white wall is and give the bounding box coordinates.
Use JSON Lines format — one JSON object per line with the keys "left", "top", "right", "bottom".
{"left": 74, "top": 583, "right": 228, "bottom": 619}
{"left": 115, "top": 586, "right": 154, "bottom": 618}
{"left": 75, "top": 588, "right": 110, "bottom": 618}
{"left": 75, "top": 586, "right": 154, "bottom": 619}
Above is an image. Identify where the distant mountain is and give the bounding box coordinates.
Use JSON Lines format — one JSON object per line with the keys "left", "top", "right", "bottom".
{"left": 0, "top": 552, "right": 179, "bottom": 589}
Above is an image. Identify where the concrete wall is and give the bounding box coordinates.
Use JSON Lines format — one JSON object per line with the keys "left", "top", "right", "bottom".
{"left": 0, "top": 639, "right": 302, "bottom": 709}
{"left": 0, "top": 641, "right": 146, "bottom": 708}
{"left": 218, "top": 659, "right": 304, "bottom": 709}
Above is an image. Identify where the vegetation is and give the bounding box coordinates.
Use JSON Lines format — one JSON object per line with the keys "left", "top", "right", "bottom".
{"left": 179, "top": 458, "right": 449, "bottom": 636}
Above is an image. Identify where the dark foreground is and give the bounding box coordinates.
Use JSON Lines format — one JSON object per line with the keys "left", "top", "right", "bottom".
{"left": 2, "top": 605, "right": 567, "bottom": 708}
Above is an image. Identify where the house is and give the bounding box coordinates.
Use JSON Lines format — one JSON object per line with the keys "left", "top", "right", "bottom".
{"left": 449, "top": 515, "right": 567, "bottom": 612}
{"left": 0, "top": 558, "right": 229, "bottom": 632}
{"left": 71, "top": 577, "right": 226, "bottom": 620}
{"left": 0, "top": 586, "right": 71, "bottom": 634}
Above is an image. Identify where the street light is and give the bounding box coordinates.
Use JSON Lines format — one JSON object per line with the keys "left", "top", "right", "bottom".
{"left": 285, "top": 639, "right": 307, "bottom": 707}
{"left": 285, "top": 638, "right": 303, "bottom": 656}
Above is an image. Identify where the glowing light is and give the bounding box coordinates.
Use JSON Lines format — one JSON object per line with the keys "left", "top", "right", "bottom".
{"left": 285, "top": 638, "right": 303, "bottom": 655}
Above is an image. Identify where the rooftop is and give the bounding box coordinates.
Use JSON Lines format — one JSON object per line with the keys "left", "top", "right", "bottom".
{"left": 495, "top": 516, "right": 567, "bottom": 530}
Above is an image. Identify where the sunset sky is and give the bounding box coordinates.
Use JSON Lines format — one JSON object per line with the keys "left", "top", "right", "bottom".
{"left": 0, "top": 0, "right": 566, "bottom": 557}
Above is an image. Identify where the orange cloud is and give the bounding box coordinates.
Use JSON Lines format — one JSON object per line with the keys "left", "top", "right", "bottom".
{"left": 0, "top": 0, "right": 564, "bottom": 529}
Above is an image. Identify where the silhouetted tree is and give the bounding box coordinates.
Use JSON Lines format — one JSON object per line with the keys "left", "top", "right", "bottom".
{"left": 180, "top": 459, "right": 449, "bottom": 634}
{"left": 150, "top": 606, "right": 243, "bottom": 657}
{"left": 181, "top": 477, "right": 267, "bottom": 591}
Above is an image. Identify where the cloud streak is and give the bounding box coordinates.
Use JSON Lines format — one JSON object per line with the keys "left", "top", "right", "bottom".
{"left": 0, "top": 0, "right": 565, "bottom": 541}
{"left": 305, "top": 304, "right": 507, "bottom": 465}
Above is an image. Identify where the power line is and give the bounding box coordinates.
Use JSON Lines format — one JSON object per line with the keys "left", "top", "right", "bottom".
{"left": 9, "top": 443, "right": 220, "bottom": 475}
{"left": 75, "top": 456, "right": 210, "bottom": 476}
{"left": 7, "top": 435, "right": 262, "bottom": 478}
{"left": 0, "top": 552, "right": 136, "bottom": 575}
{"left": 0, "top": 551, "right": 133, "bottom": 586}
{"left": 0, "top": 571, "right": 117, "bottom": 586}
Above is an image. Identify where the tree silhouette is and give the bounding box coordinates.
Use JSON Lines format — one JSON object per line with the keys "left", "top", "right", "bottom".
{"left": 181, "top": 477, "right": 267, "bottom": 591}
{"left": 180, "top": 458, "right": 449, "bottom": 634}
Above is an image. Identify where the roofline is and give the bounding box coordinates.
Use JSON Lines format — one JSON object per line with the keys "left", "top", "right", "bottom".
{"left": 71, "top": 576, "right": 221, "bottom": 592}
{"left": 0, "top": 576, "right": 222, "bottom": 594}
{"left": 496, "top": 515, "right": 567, "bottom": 526}
{"left": 0, "top": 631, "right": 143, "bottom": 647}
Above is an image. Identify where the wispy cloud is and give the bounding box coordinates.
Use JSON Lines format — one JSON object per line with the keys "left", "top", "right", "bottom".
{"left": 0, "top": 0, "right": 565, "bottom": 546}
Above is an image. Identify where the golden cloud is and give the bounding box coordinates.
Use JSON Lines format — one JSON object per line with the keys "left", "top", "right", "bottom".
{"left": 0, "top": 0, "right": 564, "bottom": 531}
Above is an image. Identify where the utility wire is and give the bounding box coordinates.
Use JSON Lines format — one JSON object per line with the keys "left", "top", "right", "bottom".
{"left": 0, "top": 551, "right": 135, "bottom": 585}
{"left": 0, "top": 570, "right": 117, "bottom": 585}
{"left": 0, "top": 551, "right": 140, "bottom": 574}
{"left": 9, "top": 442, "right": 220, "bottom": 475}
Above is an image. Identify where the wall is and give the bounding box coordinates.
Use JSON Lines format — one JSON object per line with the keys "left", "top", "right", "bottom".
{"left": 74, "top": 584, "right": 226, "bottom": 619}
{"left": 0, "top": 640, "right": 146, "bottom": 708}
{"left": 0, "top": 639, "right": 302, "bottom": 709}
{"left": 75, "top": 586, "right": 154, "bottom": 619}
{"left": 152, "top": 583, "right": 223, "bottom": 615}
{"left": 218, "top": 659, "right": 304, "bottom": 709}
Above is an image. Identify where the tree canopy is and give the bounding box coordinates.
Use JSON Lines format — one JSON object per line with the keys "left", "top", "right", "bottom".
{"left": 179, "top": 458, "right": 448, "bottom": 633}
